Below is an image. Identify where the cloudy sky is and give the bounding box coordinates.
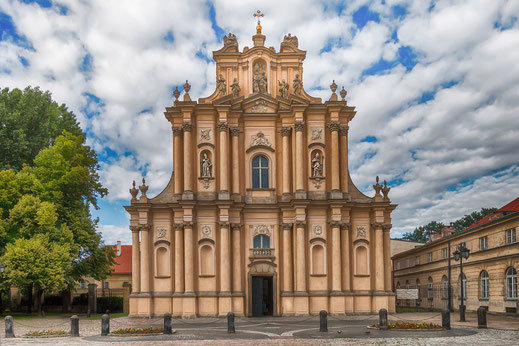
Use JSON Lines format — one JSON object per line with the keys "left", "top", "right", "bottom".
{"left": 1, "top": 0, "right": 518, "bottom": 244}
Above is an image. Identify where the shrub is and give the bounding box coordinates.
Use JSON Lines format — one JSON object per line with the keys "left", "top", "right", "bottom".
{"left": 72, "top": 293, "right": 88, "bottom": 306}
{"left": 96, "top": 296, "right": 123, "bottom": 313}
{"left": 43, "top": 294, "right": 63, "bottom": 306}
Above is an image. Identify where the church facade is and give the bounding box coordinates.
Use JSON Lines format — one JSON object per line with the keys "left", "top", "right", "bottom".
{"left": 125, "top": 24, "right": 396, "bottom": 317}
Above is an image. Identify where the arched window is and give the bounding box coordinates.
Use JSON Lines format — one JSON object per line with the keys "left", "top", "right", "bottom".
{"left": 442, "top": 275, "right": 449, "bottom": 299}
{"left": 479, "top": 270, "right": 489, "bottom": 299}
{"left": 253, "top": 234, "right": 270, "bottom": 249}
{"left": 252, "top": 155, "right": 269, "bottom": 188}
{"left": 427, "top": 277, "right": 434, "bottom": 299}
{"left": 459, "top": 273, "right": 467, "bottom": 299}
{"left": 506, "top": 267, "right": 517, "bottom": 299}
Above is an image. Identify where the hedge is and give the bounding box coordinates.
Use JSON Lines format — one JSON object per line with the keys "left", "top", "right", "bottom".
{"left": 96, "top": 296, "right": 123, "bottom": 313}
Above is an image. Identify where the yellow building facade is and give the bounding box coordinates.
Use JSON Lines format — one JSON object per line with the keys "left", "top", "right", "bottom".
{"left": 392, "top": 198, "right": 519, "bottom": 314}
{"left": 125, "top": 26, "right": 396, "bottom": 317}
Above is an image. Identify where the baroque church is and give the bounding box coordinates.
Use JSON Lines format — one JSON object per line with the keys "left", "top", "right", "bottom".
{"left": 125, "top": 20, "right": 396, "bottom": 317}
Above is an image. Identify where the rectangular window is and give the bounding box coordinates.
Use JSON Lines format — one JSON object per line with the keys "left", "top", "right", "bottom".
{"left": 396, "top": 261, "right": 401, "bottom": 270}
{"left": 480, "top": 236, "right": 488, "bottom": 250}
{"left": 427, "top": 253, "right": 432, "bottom": 263}
{"left": 415, "top": 256, "right": 420, "bottom": 265}
{"left": 442, "top": 248, "right": 447, "bottom": 259}
{"left": 506, "top": 228, "right": 517, "bottom": 244}
{"left": 103, "top": 282, "right": 109, "bottom": 289}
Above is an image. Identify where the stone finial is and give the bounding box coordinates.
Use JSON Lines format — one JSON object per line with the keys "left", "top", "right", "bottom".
{"left": 183, "top": 80, "right": 191, "bottom": 101}
{"left": 382, "top": 180, "right": 391, "bottom": 201}
{"left": 373, "top": 176, "right": 382, "bottom": 197}
{"left": 139, "top": 178, "right": 148, "bottom": 199}
{"left": 283, "top": 33, "right": 299, "bottom": 47}
{"left": 223, "top": 33, "right": 237, "bottom": 46}
{"left": 129, "top": 180, "right": 139, "bottom": 201}
{"left": 340, "top": 86, "right": 347, "bottom": 101}
{"left": 173, "top": 87, "right": 180, "bottom": 102}
{"left": 329, "top": 80, "right": 338, "bottom": 101}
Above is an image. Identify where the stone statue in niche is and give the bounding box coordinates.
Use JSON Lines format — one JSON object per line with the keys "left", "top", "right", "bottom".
{"left": 293, "top": 73, "right": 302, "bottom": 95}
{"left": 231, "top": 78, "right": 240, "bottom": 97}
{"left": 312, "top": 152, "right": 323, "bottom": 177}
{"left": 253, "top": 61, "right": 267, "bottom": 93}
{"left": 216, "top": 74, "right": 226, "bottom": 96}
{"left": 250, "top": 131, "right": 272, "bottom": 148}
{"left": 278, "top": 79, "right": 289, "bottom": 98}
{"left": 201, "top": 153, "right": 212, "bottom": 177}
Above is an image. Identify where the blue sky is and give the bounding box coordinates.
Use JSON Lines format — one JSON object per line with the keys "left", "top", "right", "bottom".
{"left": 1, "top": 0, "right": 519, "bottom": 244}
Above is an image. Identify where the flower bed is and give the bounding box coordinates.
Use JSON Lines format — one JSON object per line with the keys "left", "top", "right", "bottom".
{"left": 25, "top": 329, "right": 69, "bottom": 337}
{"left": 371, "top": 322, "right": 442, "bottom": 330}
{"left": 112, "top": 327, "right": 164, "bottom": 335}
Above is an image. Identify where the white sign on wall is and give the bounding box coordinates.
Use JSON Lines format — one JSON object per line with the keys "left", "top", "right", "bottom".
{"left": 396, "top": 289, "right": 419, "bottom": 300}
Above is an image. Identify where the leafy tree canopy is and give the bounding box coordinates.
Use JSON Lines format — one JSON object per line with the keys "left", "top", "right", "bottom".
{"left": 402, "top": 207, "right": 498, "bottom": 242}
{"left": 0, "top": 86, "right": 82, "bottom": 171}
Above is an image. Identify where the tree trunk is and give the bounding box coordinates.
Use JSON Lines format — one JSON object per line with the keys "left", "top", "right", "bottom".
{"left": 61, "top": 289, "right": 71, "bottom": 313}
{"left": 37, "top": 289, "right": 44, "bottom": 316}
{"left": 27, "top": 283, "right": 33, "bottom": 314}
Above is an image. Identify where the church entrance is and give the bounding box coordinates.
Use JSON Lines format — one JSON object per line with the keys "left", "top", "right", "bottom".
{"left": 251, "top": 276, "right": 273, "bottom": 317}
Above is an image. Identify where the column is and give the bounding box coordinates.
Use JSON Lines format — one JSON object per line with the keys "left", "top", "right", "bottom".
{"left": 341, "top": 223, "right": 351, "bottom": 291}
{"left": 374, "top": 224, "right": 385, "bottom": 291}
{"left": 294, "top": 122, "right": 305, "bottom": 193}
{"left": 174, "top": 224, "right": 184, "bottom": 293}
{"left": 339, "top": 125, "right": 349, "bottom": 193}
{"left": 183, "top": 223, "right": 194, "bottom": 292}
{"left": 140, "top": 225, "right": 150, "bottom": 292}
{"left": 131, "top": 226, "right": 141, "bottom": 292}
{"left": 383, "top": 224, "right": 392, "bottom": 291}
{"left": 173, "top": 127, "right": 183, "bottom": 195}
{"left": 182, "top": 122, "right": 193, "bottom": 193}
{"left": 230, "top": 127, "right": 240, "bottom": 195}
{"left": 331, "top": 222, "right": 342, "bottom": 292}
{"left": 218, "top": 122, "right": 229, "bottom": 194}
{"left": 281, "top": 127, "right": 291, "bottom": 195}
{"left": 330, "top": 121, "right": 340, "bottom": 192}
{"left": 231, "top": 224, "right": 242, "bottom": 292}
{"left": 282, "top": 223, "right": 293, "bottom": 292}
{"left": 295, "top": 222, "right": 306, "bottom": 291}
{"left": 220, "top": 223, "right": 231, "bottom": 293}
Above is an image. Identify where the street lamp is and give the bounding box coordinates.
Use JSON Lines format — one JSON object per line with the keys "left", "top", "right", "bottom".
{"left": 453, "top": 243, "right": 470, "bottom": 321}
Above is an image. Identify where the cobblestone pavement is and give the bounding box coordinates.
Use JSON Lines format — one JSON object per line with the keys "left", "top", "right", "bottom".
{"left": 0, "top": 313, "right": 518, "bottom": 345}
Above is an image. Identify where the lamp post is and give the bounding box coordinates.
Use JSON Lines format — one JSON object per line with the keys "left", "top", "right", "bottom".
{"left": 0, "top": 264, "right": 5, "bottom": 316}
{"left": 453, "top": 244, "right": 470, "bottom": 322}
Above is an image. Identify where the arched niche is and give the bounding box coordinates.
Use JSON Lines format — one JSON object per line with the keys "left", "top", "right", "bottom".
{"left": 310, "top": 242, "right": 326, "bottom": 276}
{"left": 252, "top": 58, "right": 267, "bottom": 94}
{"left": 353, "top": 242, "right": 369, "bottom": 276}
{"left": 198, "top": 240, "right": 215, "bottom": 277}
{"left": 155, "top": 246, "right": 170, "bottom": 278}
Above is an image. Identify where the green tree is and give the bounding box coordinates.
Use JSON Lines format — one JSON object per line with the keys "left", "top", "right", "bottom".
{"left": 402, "top": 221, "right": 444, "bottom": 242}
{"left": 1, "top": 235, "right": 72, "bottom": 314}
{"left": 452, "top": 207, "right": 497, "bottom": 231}
{"left": 0, "top": 86, "right": 82, "bottom": 171}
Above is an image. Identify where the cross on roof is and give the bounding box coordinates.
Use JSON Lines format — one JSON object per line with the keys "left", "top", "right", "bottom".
{"left": 253, "top": 10, "right": 264, "bottom": 25}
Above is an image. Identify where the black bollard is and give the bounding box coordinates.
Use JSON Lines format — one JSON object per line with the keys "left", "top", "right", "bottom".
{"left": 164, "top": 312, "right": 172, "bottom": 334}
{"left": 87, "top": 308, "right": 91, "bottom": 318}
{"left": 477, "top": 307, "right": 487, "bottom": 329}
{"left": 101, "top": 314, "right": 110, "bottom": 336}
{"left": 319, "top": 310, "right": 328, "bottom": 332}
{"left": 442, "top": 309, "right": 451, "bottom": 330}
{"left": 71, "top": 315, "right": 80, "bottom": 337}
{"left": 5, "top": 315, "right": 14, "bottom": 338}
{"left": 379, "top": 308, "right": 388, "bottom": 330}
{"left": 227, "top": 312, "right": 235, "bottom": 333}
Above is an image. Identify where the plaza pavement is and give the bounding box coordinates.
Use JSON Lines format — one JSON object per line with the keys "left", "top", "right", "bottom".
{"left": 1, "top": 312, "right": 518, "bottom": 345}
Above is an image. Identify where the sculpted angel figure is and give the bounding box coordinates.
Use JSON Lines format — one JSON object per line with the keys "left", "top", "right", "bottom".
{"left": 312, "top": 152, "right": 323, "bottom": 177}
{"left": 293, "top": 74, "right": 302, "bottom": 95}
{"left": 278, "top": 79, "right": 289, "bottom": 98}
{"left": 216, "top": 74, "right": 226, "bottom": 96}
{"left": 201, "top": 153, "right": 212, "bottom": 177}
{"left": 231, "top": 78, "right": 241, "bottom": 97}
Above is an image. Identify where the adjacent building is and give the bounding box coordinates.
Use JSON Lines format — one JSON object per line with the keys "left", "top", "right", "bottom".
{"left": 392, "top": 197, "right": 519, "bottom": 313}
{"left": 124, "top": 24, "right": 396, "bottom": 317}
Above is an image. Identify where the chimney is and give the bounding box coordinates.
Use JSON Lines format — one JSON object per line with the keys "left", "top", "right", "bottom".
{"left": 428, "top": 233, "right": 442, "bottom": 243}
{"left": 116, "top": 241, "right": 121, "bottom": 257}
{"left": 441, "top": 225, "right": 455, "bottom": 238}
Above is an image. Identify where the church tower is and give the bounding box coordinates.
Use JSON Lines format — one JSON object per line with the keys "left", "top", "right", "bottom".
{"left": 125, "top": 19, "right": 396, "bottom": 317}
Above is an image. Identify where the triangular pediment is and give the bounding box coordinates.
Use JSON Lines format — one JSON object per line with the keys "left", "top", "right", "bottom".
{"left": 242, "top": 93, "right": 279, "bottom": 113}
{"left": 212, "top": 94, "right": 233, "bottom": 105}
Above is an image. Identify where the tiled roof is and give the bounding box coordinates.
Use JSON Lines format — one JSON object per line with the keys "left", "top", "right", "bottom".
{"left": 465, "top": 197, "right": 519, "bottom": 230}
{"left": 111, "top": 245, "right": 132, "bottom": 274}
